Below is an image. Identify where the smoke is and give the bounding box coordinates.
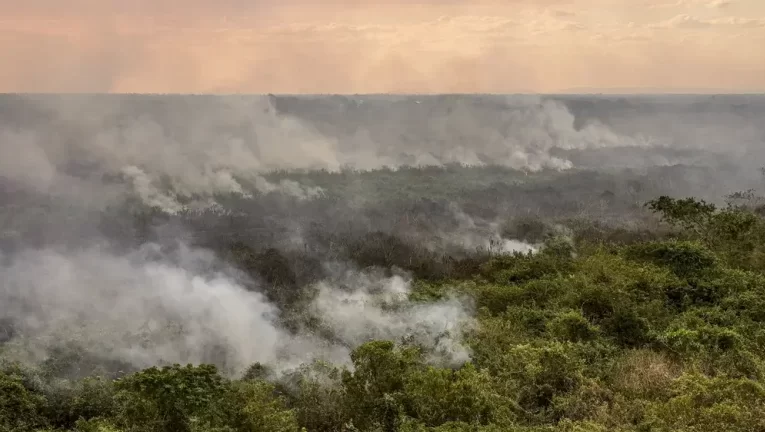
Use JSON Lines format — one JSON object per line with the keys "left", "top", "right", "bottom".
{"left": 0, "top": 93, "right": 685, "bottom": 213}
{"left": 309, "top": 266, "right": 474, "bottom": 366}
{"left": 119, "top": 164, "right": 323, "bottom": 214}
{"left": 253, "top": 176, "right": 325, "bottom": 201}
{"left": 0, "top": 95, "right": 333, "bottom": 213}
{"left": 120, "top": 166, "right": 188, "bottom": 214}
{"left": 0, "top": 241, "right": 474, "bottom": 376}
{"left": 424, "top": 204, "right": 538, "bottom": 255}
{"left": 302, "top": 95, "right": 651, "bottom": 173}
{"left": 1, "top": 93, "right": 762, "bottom": 380}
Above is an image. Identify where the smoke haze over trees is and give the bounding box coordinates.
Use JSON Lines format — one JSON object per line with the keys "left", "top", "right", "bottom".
{"left": 1, "top": 94, "right": 765, "bottom": 431}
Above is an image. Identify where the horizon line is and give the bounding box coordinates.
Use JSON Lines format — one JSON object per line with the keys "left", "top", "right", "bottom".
{"left": 3, "top": 91, "right": 765, "bottom": 97}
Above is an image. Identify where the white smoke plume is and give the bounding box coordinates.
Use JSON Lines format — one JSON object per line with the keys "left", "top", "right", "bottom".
{"left": 309, "top": 266, "right": 474, "bottom": 366}
{"left": 1, "top": 96, "right": 330, "bottom": 212}
{"left": 0, "top": 242, "right": 474, "bottom": 375}
{"left": 311, "top": 95, "right": 652, "bottom": 173}
{"left": 1, "top": 93, "right": 762, "bottom": 388}
{"left": 0, "top": 94, "right": 675, "bottom": 213}
{"left": 424, "top": 204, "right": 538, "bottom": 255}
{"left": 119, "top": 164, "right": 323, "bottom": 214}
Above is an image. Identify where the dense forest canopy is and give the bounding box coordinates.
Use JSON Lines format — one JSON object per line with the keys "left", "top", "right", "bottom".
{"left": 1, "top": 94, "right": 765, "bottom": 431}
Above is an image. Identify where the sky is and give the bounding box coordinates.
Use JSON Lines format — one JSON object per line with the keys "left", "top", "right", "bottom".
{"left": 1, "top": 0, "right": 764, "bottom": 93}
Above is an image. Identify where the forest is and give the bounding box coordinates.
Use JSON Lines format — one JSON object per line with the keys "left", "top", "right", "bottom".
{"left": 4, "top": 179, "right": 765, "bottom": 431}
{"left": 2, "top": 94, "right": 765, "bottom": 432}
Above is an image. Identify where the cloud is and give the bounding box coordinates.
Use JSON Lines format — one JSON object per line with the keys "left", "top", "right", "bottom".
{"left": 1, "top": 2, "right": 765, "bottom": 92}
{"left": 649, "top": 0, "right": 735, "bottom": 8}
{"left": 652, "top": 13, "right": 765, "bottom": 28}
{"left": 709, "top": 16, "right": 765, "bottom": 27}
{"left": 652, "top": 14, "right": 714, "bottom": 28}
{"left": 707, "top": 0, "right": 735, "bottom": 8}
{"left": 592, "top": 31, "right": 654, "bottom": 42}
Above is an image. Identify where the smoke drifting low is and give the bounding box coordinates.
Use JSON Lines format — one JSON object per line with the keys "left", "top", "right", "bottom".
{"left": 3, "top": 94, "right": 761, "bottom": 212}
{"left": 0, "top": 93, "right": 720, "bottom": 213}
{"left": 0, "top": 242, "right": 473, "bottom": 376}
{"left": 1, "top": 93, "right": 763, "bottom": 378}
{"left": 310, "top": 266, "right": 474, "bottom": 366}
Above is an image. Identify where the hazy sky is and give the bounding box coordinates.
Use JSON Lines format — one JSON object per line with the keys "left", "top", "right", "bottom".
{"left": 2, "top": 0, "right": 764, "bottom": 93}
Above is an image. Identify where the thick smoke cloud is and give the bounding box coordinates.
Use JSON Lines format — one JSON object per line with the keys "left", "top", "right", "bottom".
{"left": 0, "top": 242, "right": 474, "bottom": 375}
{"left": 310, "top": 266, "right": 474, "bottom": 366}
{"left": 1, "top": 93, "right": 763, "bottom": 378}
{"left": 4, "top": 93, "right": 750, "bottom": 212}
{"left": 0, "top": 95, "right": 336, "bottom": 212}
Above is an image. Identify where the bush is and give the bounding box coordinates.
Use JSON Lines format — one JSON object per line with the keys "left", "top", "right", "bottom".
{"left": 227, "top": 380, "right": 301, "bottom": 432}
{"left": 643, "top": 373, "right": 765, "bottom": 432}
{"left": 404, "top": 363, "right": 510, "bottom": 427}
{"left": 113, "top": 364, "right": 227, "bottom": 432}
{"left": 0, "top": 370, "right": 47, "bottom": 431}
{"left": 547, "top": 311, "right": 600, "bottom": 343}
{"left": 602, "top": 310, "right": 651, "bottom": 348}
{"left": 625, "top": 241, "right": 716, "bottom": 279}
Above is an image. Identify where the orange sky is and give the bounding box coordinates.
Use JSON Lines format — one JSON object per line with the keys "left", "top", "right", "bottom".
{"left": 1, "top": 0, "right": 764, "bottom": 93}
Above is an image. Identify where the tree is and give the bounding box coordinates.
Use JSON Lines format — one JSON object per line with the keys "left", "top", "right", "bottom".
{"left": 227, "top": 380, "right": 301, "bottom": 432}
{"left": 342, "top": 341, "right": 423, "bottom": 432}
{"left": 0, "top": 370, "right": 47, "bottom": 431}
{"left": 113, "top": 364, "right": 227, "bottom": 432}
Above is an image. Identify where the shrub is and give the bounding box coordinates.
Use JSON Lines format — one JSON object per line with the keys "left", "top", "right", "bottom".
{"left": 643, "top": 373, "right": 765, "bottom": 432}
{"left": 0, "top": 370, "right": 47, "bottom": 431}
{"left": 625, "top": 241, "right": 716, "bottom": 279}
{"left": 547, "top": 311, "right": 600, "bottom": 343}
{"left": 113, "top": 364, "right": 227, "bottom": 432}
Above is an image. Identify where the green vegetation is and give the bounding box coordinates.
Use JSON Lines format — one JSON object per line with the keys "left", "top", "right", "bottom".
{"left": 4, "top": 194, "right": 765, "bottom": 431}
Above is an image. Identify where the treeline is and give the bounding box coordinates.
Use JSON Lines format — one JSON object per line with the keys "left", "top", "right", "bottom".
{"left": 3, "top": 194, "right": 765, "bottom": 431}
{"left": 1, "top": 162, "right": 727, "bottom": 254}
